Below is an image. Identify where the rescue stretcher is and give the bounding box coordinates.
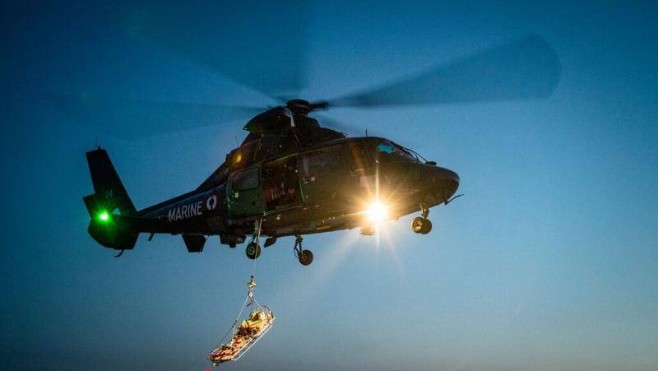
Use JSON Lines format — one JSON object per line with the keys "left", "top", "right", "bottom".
{"left": 208, "top": 276, "right": 275, "bottom": 367}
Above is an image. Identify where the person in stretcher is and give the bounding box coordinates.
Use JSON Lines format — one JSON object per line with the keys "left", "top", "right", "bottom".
{"left": 209, "top": 308, "right": 275, "bottom": 365}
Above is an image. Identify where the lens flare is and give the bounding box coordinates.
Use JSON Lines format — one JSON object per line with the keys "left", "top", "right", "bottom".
{"left": 365, "top": 201, "right": 388, "bottom": 223}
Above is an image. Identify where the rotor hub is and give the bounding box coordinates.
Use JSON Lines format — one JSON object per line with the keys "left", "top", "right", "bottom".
{"left": 286, "top": 99, "right": 311, "bottom": 115}
{"left": 286, "top": 99, "right": 328, "bottom": 116}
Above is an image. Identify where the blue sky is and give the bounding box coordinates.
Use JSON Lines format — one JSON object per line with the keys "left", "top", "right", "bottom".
{"left": 2, "top": 1, "right": 657, "bottom": 370}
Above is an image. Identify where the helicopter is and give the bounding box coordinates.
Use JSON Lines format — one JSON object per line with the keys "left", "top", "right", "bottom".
{"left": 84, "top": 95, "right": 463, "bottom": 265}
{"left": 80, "top": 5, "right": 560, "bottom": 265}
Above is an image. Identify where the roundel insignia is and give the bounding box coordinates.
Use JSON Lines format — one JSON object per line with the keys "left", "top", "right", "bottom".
{"left": 206, "top": 194, "right": 218, "bottom": 211}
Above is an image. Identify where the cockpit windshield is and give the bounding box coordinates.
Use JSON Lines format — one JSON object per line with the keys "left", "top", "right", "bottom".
{"left": 374, "top": 140, "right": 418, "bottom": 162}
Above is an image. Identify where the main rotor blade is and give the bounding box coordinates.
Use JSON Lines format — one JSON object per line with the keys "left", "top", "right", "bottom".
{"left": 111, "top": 0, "right": 309, "bottom": 98}
{"left": 329, "top": 34, "right": 561, "bottom": 108}
{"left": 46, "top": 93, "right": 261, "bottom": 138}
{"left": 314, "top": 114, "right": 356, "bottom": 135}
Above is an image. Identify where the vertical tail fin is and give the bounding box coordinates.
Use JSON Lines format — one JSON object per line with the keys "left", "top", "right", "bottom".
{"left": 83, "top": 148, "right": 139, "bottom": 250}
{"left": 85, "top": 148, "right": 136, "bottom": 216}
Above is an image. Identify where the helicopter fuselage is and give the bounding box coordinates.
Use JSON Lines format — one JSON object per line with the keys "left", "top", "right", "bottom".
{"left": 84, "top": 135, "right": 459, "bottom": 256}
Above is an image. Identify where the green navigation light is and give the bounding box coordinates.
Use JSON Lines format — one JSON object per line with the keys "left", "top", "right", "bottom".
{"left": 98, "top": 211, "right": 111, "bottom": 222}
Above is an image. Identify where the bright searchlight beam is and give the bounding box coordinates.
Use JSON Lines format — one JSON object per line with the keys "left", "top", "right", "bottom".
{"left": 365, "top": 201, "right": 388, "bottom": 224}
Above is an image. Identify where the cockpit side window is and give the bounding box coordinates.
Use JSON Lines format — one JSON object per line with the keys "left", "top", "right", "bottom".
{"left": 304, "top": 145, "right": 344, "bottom": 175}
{"left": 232, "top": 167, "right": 259, "bottom": 191}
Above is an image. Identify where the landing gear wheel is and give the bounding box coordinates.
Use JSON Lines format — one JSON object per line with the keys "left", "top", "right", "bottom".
{"left": 411, "top": 217, "right": 432, "bottom": 234}
{"left": 246, "top": 242, "right": 261, "bottom": 260}
{"left": 299, "top": 250, "right": 313, "bottom": 266}
{"left": 293, "top": 235, "right": 313, "bottom": 266}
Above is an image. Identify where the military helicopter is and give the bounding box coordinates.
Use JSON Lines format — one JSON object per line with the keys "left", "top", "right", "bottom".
{"left": 80, "top": 4, "right": 560, "bottom": 265}
{"left": 84, "top": 97, "right": 462, "bottom": 265}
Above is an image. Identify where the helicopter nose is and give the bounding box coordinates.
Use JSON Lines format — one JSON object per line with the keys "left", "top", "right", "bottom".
{"left": 425, "top": 165, "right": 460, "bottom": 203}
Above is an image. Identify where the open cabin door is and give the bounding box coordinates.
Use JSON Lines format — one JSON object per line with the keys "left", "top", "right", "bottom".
{"left": 262, "top": 155, "right": 302, "bottom": 212}
{"left": 227, "top": 166, "right": 265, "bottom": 217}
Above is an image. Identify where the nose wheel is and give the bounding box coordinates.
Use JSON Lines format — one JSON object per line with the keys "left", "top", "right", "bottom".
{"left": 411, "top": 203, "right": 433, "bottom": 234}
{"left": 293, "top": 235, "right": 313, "bottom": 266}
{"left": 411, "top": 217, "right": 432, "bottom": 234}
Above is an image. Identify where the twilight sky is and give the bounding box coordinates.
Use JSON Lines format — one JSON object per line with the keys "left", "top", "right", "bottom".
{"left": 2, "top": 1, "right": 657, "bottom": 370}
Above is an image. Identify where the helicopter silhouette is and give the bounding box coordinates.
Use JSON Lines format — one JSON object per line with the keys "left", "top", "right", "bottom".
{"left": 81, "top": 2, "right": 560, "bottom": 265}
